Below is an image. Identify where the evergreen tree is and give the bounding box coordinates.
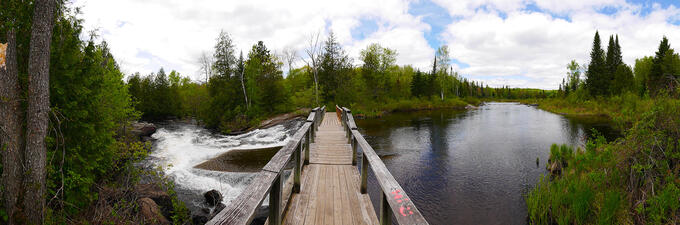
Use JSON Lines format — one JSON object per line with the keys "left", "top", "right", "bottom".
{"left": 410, "top": 70, "right": 423, "bottom": 97}
{"left": 585, "top": 31, "right": 607, "bottom": 96}
{"left": 610, "top": 64, "right": 635, "bottom": 95}
{"left": 213, "top": 30, "right": 237, "bottom": 78}
{"left": 647, "top": 36, "right": 680, "bottom": 95}
{"left": 319, "top": 31, "right": 352, "bottom": 103}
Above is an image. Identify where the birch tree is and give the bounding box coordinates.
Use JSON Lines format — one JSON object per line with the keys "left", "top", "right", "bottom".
{"left": 303, "top": 31, "right": 322, "bottom": 105}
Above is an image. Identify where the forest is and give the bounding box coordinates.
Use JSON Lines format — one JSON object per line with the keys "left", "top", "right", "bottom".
{"left": 128, "top": 31, "right": 550, "bottom": 133}
{"left": 526, "top": 31, "right": 680, "bottom": 224}
{"left": 1, "top": 0, "right": 679, "bottom": 224}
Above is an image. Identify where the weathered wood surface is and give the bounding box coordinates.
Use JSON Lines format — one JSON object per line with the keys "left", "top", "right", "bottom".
{"left": 281, "top": 113, "right": 378, "bottom": 225}
{"left": 207, "top": 171, "right": 278, "bottom": 225}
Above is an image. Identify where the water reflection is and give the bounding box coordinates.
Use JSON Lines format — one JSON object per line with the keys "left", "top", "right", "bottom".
{"left": 356, "top": 102, "right": 617, "bottom": 225}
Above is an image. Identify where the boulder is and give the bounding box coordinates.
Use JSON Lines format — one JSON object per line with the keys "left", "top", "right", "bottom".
{"left": 204, "top": 189, "right": 223, "bottom": 206}
{"left": 465, "top": 104, "right": 478, "bottom": 110}
{"left": 135, "top": 184, "right": 174, "bottom": 219}
{"left": 131, "top": 122, "right": 157, "bottom": 138}
{"left": 138, "top": 197, "right": 171, "bottom": 225}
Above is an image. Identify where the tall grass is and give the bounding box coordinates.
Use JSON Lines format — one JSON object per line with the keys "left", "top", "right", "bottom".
{"left": 527, "top": 96, "right": 680, "bottom": 224}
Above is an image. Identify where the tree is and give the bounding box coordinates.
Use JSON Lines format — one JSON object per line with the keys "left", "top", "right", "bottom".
{"left": 610, "top": 64, "right": 635, "bottom": 95}
{"left": 566, "top": 60, "right": 581, "bottom": 92}
{"left": 0, "top": 0, "right": 57, "bottom": 223}
{"left": 198, "top": 51, "right": 214, "bottom": 83}
{"left": 245, "top": 41, "right": 286, "bottom": 113}
{"left": 213, "top": 30, "right": 237, "bottom": 78}
{"left": 410, "top": 70, "right": 424, "bottom": 97}
{"left": 435, "top": 46, "right": 451, "bottom": 100}
{"left": 360, "top": 43, "right": 397, "bottom": 100}
{"left": 648, "top": 37, "right": 680, "bottom": 95}
{"left": 281, "top": 46, "right": 298, "bottom": 75}
{"left": 585, "top": 31, "right": 607, "bottom": 96}
{"left": 237, "top": 51, "right": 248, "bottom": 109}
{"left": 319, "top": 31, "right": 352, "bottom": 103}
{"left": 303, "top": 31, "right": 322, "bottom": 105}
{"left": 635, "top": 56, "right": 654, "bottom": 96}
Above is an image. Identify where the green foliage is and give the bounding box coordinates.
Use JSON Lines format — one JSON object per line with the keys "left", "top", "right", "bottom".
{"left": 127, "top": 69, "right": 184, "bottom": 120}
{"left": 586, "top": 31, "right": 608, "bottom": 96}
{"left": 47, "top": 12, "right": 138, "bottom": 214}
{"left": 528, "top": 96, "right": 680, "bottom": 224}
{"left": 360, "top": 43, "right": 397, "bottom": 101}
{"left": 634, "top": 56, "right": 654, "bottom": 95}
{"left": 319, "top": 32, "right": 353, "bottom": 104}
{"left": 610, "top": 64, "right": 635, "bottom": 95}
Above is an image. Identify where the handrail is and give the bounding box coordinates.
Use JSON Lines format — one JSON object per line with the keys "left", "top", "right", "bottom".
{"left": 207, "top": 106, "right": 326, "bottom": 225}
{"left": 340, "top": 106, "right": 429, "bottom": 225}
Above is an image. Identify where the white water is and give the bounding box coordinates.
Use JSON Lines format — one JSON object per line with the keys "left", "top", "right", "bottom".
{"left": 147, "top": 121, "right": 301, "bottom": 209}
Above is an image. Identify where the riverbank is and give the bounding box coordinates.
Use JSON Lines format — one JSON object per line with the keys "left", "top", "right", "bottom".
{"left": 526, "top": 95, "right": 680, "bottom": 224}
{"left": 345, "top": 97, "right": 481, "bottom": 118}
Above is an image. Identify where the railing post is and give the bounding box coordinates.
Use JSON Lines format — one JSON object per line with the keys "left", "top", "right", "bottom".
{"left": 360, "top": 152, "right": 368, "bottom": 194}
{"left": 380, "top": 192, "right": 392, "bottom": 225}
{"left": 305, "top": 128, "right": 310, "bottom": 165}
{"left": 269, "top": 174, "right": 282, "bottom": 225}
{"left": 294, "top": 142, "right": 301, "bottom": 193}
{"left": 352, "top": 136, "right": 357, "bottom": 166}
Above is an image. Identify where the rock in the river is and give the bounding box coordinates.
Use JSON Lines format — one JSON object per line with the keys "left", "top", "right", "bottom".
{"left": 131, "top": 122, "right": 157, "bottom": 138}
{"left": 204, "top": 189, "right": 223, "bottom": 206}
{"left": 465, "top": 104, "right": 478, "bottom": 110}
{"left": 135, "top": 184, "right": 174, "bottom": 219}
{"left": 138, "top": 197, "right": 171, "bottom": 225}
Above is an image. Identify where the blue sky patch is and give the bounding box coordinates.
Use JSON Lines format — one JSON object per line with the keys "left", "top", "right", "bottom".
{"left": 350, "top": 18, "right": 379, "bottom": 40}
{"left": 408, "top": 0, "right": 452, "bottom": 49}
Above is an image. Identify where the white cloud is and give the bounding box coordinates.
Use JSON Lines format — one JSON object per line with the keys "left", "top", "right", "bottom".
{"left": 74, "top": 0, "right": 680, "bottom": 89}
{"left": 75, "top": 0, "right": 433, "bottom": 81}
{"left": 439, "top": 2, "right": 680, "bottom": 89}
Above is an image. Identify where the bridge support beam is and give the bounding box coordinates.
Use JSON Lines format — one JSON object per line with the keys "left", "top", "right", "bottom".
{"left": 269, "top": 174, "right": 282, "bottom": 225}
{"left": 380, "top": 192, "right": 393, "bottom": 225}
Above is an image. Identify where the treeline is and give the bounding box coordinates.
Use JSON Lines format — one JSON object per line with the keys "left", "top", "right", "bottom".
{"left": 528, "top": 32, "right": 680, "bottom": 224}
{"left": 129, "top": 31, "right": 549, "bottom": 132}
{"left": 557, "top": 31, "right": 680, "bottom": 98}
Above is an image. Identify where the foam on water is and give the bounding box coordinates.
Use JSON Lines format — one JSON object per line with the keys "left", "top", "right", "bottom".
{"left": 147, "top": 122, "right": 300, "bottom": 208}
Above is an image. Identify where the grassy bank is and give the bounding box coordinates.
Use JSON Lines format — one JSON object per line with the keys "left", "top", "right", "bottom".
{"left": 526, "top": 95, "right": 680, "bottom": 224}
{"left": 338, "top": 97, "right": 479, "bottom": 118}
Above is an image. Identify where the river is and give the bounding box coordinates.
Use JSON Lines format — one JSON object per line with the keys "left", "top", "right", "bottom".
{"left": 146, "top": 102, "right": 615, "bottom": 224}
{"left": 356, "top": 102, "right": 616, "bottom": 225}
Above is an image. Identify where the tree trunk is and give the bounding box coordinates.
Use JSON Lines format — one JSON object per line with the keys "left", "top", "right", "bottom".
{"left": 240, "top": 70, "right": 248, "bottom": 109}
{"left": 0, "top": 29, "right": 26, "bottom": 224}
{"left": 24, "top": 0, "right": 57, "bottom": 223}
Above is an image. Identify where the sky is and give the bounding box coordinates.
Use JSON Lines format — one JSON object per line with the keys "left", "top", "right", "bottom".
{"left": 74, "top": 0, "right": 680, "bottom": 89}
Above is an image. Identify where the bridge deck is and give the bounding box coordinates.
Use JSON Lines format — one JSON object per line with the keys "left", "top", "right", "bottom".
{"left": 282, "top": 113, "right": 379, "bottom": 225}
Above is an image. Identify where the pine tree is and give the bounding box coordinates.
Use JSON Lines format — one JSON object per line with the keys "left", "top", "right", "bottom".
{"left": 648, "top": 36, "right": 671, "bottom": 95}
{"left": 585, "top": 31, "right": 607, "bottom": 96}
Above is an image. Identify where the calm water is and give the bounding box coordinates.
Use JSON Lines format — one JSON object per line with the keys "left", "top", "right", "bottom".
{"left": 356, "top": 102, "right": 616, "bottom": 225}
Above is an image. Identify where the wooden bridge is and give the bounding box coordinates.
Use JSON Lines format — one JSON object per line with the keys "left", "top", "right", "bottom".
{"left": 208, "top": 106, "right": 428, "bottom": 225}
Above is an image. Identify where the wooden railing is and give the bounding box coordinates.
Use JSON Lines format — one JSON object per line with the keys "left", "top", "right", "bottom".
{"left": 207, "top": 106, "right": 326, "bottom": 225}
{"left": 337, "top": 105, "right": 429, "bottom": 225}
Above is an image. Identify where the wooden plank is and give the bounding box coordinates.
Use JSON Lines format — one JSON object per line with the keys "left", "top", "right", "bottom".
{"left": 324, "top": 166, "right": 334, "bottom": 225}
{"left": 314, "top": 166, "right": 327, "bottom": 225}
{"left": 207, "top": 171, "right": 277, "bottom": 225}
{"left": 305, "top": 165, "right": 320, "bottom": 224}
{"left": 340, "top": 166, "right": 360, "bottom": 225}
